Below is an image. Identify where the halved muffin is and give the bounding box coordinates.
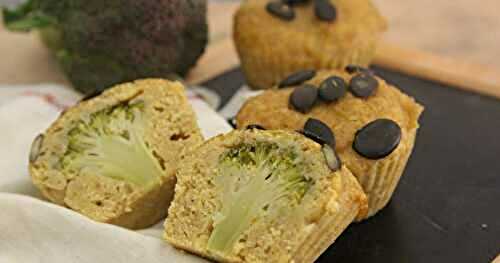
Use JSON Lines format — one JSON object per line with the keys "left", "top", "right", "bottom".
{"left": 28, "top": 79, "right": 203, "bottom": 229}
{"left": 234, "top": 0, "right": 387, "bottom": 89}
{"left": 164, "top": 129, "right": 366, "bottom": 263}
{"left": 236, "top": 69, "right": 424, "bottom": 219}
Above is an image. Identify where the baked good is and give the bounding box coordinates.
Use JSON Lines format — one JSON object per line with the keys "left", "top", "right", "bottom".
{"left": 164, "top": 129, "right": 366, "bottom": 262}
{"left": 28, "top": 79, "right": 203, "bottom": 229}
{"left": 233, "top": 0, "right": 387, "bottom": 89}
{"left": 236, "top": 68, "right": 424, "bottom": 219}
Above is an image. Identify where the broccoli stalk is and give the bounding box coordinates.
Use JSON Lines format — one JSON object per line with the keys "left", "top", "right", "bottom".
{"left": 207, "top": 143, "right": 312, "bottom": 255}
{"left": 62, "top": 102, "right": 163, "bottom": 187}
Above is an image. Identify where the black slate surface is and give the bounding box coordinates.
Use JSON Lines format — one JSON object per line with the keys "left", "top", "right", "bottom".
{"left": 203, "top": 67, "right": 500, "bottom": 263}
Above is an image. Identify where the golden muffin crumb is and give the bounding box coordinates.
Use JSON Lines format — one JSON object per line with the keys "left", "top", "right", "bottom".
{"left": 164, "top": 129, "right": 366, "bottom": 263}
{"left": 29, "top": 79, "right": 203, "bottom": 229}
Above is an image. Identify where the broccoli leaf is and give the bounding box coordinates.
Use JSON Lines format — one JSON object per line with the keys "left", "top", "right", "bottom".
{"left": 2, "top": 0, "right": 55, "bottom": 31}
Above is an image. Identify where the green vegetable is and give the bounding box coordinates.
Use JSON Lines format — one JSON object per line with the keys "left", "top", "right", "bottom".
{"left": 2, "top": 0, "right": 208, "bottom": 94}
{"left": 61, "top": 102, "right": 163, "bottom": 187}
{"left": 207, "top": 143, "right": 312, "bottom": 255}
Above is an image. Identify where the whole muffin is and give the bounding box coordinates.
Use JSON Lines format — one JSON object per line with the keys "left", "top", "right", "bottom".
{"left": 233, "top": 0, "right": 387, "bottom": 89}
{"left": 29, "top": 79, "right": 203, "bottom": 229}
{"left": 236, "top": 68, "right": 424, "bottom": 219}
{"left": 164, "top": 129, "right": 366, "bottom": 263}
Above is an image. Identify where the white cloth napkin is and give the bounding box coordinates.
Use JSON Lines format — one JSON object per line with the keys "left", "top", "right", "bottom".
{"left": 0, "top": 84, "right": 233, "bottom": 263}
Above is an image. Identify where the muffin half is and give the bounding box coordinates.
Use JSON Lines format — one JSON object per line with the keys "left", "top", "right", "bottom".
{"left": 164, "top": 129, "right": 366, "bottom": 263}
{"left": 236, "top": 69, "right": 424, "bottom": 219}
{"left": 28, "top": 79, "right": 203, "bottom": 229}
{"left": 234, "top": 0, "right": 387, "bottom": 89}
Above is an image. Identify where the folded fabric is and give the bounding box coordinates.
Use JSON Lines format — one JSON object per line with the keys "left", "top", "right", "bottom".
{"left": 0, "top": 193, "right": 208, "bottom": 263}
{"left": 0, "top": 84, "right": 231, "bottom": 263}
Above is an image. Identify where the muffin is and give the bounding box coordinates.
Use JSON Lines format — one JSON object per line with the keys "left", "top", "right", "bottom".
{"left": 233, "top": 0, "right": 387, "bottom": 89}
{"left": 236, "top": 68, "right": 424, "bottom": 219}
{"left": 164, "top": 129, "right": 367, "bottom": 263}
{"left": 28, "top": 79, "right": 203, "bottom": 229}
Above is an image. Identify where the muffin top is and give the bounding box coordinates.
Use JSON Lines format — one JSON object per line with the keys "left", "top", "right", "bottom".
{"left": 236, "top": 68, "right": 423, "bottom": 178}
{"left": 235, "top": 0, "right": 387, "bottom": 47}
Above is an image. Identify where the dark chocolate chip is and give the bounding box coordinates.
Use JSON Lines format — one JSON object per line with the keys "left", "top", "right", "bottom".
{"left": 279, "top": 70, "right": 316, "bottom": 88}
{"left": 80, "top": 88, "right": 105, "bottom": 102}
{"left": 289, "top": 84, "right": 318, "bottom": 113}
{"left": 303, "top": 118, "right": 335, "bottom": 147}
{"left": 353, "top": 119, "right": 402, "bottom": 159}
{"left": 266, "top": 1, "right": 295, "bottom": 21}
{"left": 227, "top": 117, "right": 237, "bottom": 128}
{"left": 349, "top": 73, "right": 378, "bottom": 98}
{"left": 345, "top": 64, "right": 372, "bottom": 74}
{"left": 246, "top": 124, "right": 266, "bottom": 130}
{"left": 322, "top": 144, "right": 342, "bottom": 172}
{"left": 318, "top": 76, "right": 347, "bottom": 102}
{"left": 314, "top": 0, "right": 337, "bottom": 22}
{"left": 29, "top": 134, "right": 44, "bottom": 163}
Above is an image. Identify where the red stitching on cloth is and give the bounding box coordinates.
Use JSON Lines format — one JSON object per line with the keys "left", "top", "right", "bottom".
{"left": 21, "top": 92, "right": 71, "bottom": 110}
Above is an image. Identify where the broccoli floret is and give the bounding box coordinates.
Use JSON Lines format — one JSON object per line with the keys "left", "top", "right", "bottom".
{"left": 61, "top": 102, "right": 163, "bottom": 187}
{"left": 2, "top": 0, "right": 208, "bottom": 94}
{"left": 207, "top": 143, "right": 312, "bottom": 255}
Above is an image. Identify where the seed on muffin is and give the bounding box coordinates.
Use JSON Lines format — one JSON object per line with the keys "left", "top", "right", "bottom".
{"left": 345, "top": 64, "right": 372, "bottom": 75}
{"left": 314, "top": 0, "right": 337, "bottom": 22}
{"left": 318, "top": 76, "right": 347, "bottom": 102}
{"left": 303, "top": 118, "right": 335, "bottom": 148}
{"left": 284, "top": 0, "right": 311, "bottom": 5}
{"left": 289, "top": 84, "right": 318, "bottom": 113}
{"left": 246, "top": 124, "right": 266, "bottom": 130}
{"left": 349, "top": 73, "right": 379, "bottom": 98}
{"left": 353, "top": 119, "right": 402, "bottom": 159}
{"left": 266, "top": 1, "right": 295, "bottom": 21}
{"left": 322, "top": 144, "right": 342, "bottom": 172}
{"left": 279, "top": 69, "right": 317, "bottom": 88}
{"left": 29, "top": 134, "right": 44, "bottom": 163}
{"left": 227, "top": 117, "right": 237, "bottom": 128}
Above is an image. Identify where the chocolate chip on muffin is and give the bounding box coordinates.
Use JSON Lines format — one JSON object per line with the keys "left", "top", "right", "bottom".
{"left": 303, "top": 118, "right": 336, "bottom": 148}
{"left": 318, "top": 76, "right": 347, "bottom": 102}
{"left": 349, "top": 73, "right": 379, "bottom": 98}
{"left": 314, "top": 0, "right": 337, "bottom": 22}
{"left": 266, "top": 1, "right": 295, "bottom": 21}
{"left": 345, "top": 64, "right": 372, "bottom": 75}
{"left": 279, "top": 69, "right": 317, "bottom": 88}
{"left": 353, "top": 119, "right": 402, "bottom": 159}
{"left": 289, "top": 84, "right": 318, "bottom": 113}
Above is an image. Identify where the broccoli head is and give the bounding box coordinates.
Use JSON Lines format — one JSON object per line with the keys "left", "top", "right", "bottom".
{"left": 207, "top": 142, "right": 312, "bottom": 255}
{"left": 61, "top": 101, "right": 163, "bottom": 187}
{"left": 2, "top": 0, "right": 208, "bottom": 94}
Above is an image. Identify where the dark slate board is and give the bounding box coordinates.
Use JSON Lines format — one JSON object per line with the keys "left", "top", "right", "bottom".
{"left": 203, "top": 67, "right": 500, "bottom": 263}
